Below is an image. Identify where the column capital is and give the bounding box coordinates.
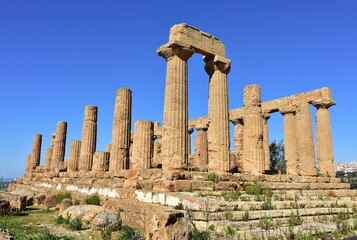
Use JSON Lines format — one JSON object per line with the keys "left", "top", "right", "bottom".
{"left": 279, "top": 106, "right": 297, "bottom": 115}
{"left": 157, "top": 41, "right": 194, "bottom": 62}
{"left": 203, "top": 55, "right": 231, "bottom": 75}
{"left": 195, "top": 123, "right": 209, "bottom": 132}
{"left": 312, "top": 99, "right": 336, "bottom": 109}
{"left": 188, "top": 127, "right": 194, "bottom": 134}
{"left": 231, "top": 118, "right": 244, "bottom": 126}
{"left": 262, "top": 112, "right": 271, "bottom": 120}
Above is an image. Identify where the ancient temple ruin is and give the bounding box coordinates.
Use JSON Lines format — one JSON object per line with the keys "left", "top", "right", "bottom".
{"left": 10, "top": 24, "right": 350, "bottom": 239}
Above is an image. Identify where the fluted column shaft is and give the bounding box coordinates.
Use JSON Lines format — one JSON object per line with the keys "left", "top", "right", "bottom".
{"left": 44, "top": 148, "right": 53, "bottom": 172}
{"left": 313, "top": 99, "right": 336, "bottom": 177}
{"left": 30, "top": 134, "right": 42, "bottom": 171}
{"left": 280, "top": 107, "right": 298, "bottom": 175}
{"left": 194, "top": 125, "right": 209, "bottom": 168}
{"left": 131, "top": 120, "right": 154, "bottom": 169}
{"left": 158, "top": 43, "right": 194, "bottom": 170}
{"left": 25, "top": 154, "right": 31, "bottom": 173}
{"left": 242, "top": 85, "right": 264, "bottom": 174}
{"left": 262, "top": 113, "right": 271, "bottom": 171}
{"left": 79, "top": 105, "right": 97, "bottom": 171}
{"left": 296, "top": 103, "right": 317, "bottom": 176}
{"left": 110, "top": 88, "right": 132, "bottom": 171}
{"left": 68, "top": 141, "right": 81, "bottom": 172}
{"left": 204, "top": 55, "right": 231, "bottom": 172}
{"left": 106, "top": 144, "right": 111, "bottom": 153}
{"left": 51, "top": 121, "right": 67, "bottom": 172}
{"left": 231, "top": 118, "right": 244, "bottom": 170}
{"left": 92, "top": 152, "right": 110, "bottom": 172}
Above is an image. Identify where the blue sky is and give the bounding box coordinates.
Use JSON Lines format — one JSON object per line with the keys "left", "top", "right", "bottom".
{"left": 0, "top": 1, "right": 356, "bottom": 178}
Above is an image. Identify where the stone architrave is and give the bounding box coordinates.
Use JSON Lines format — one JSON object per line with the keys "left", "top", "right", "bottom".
{"left": 30, "top": 134, "right": 42, "bottom": 171}
{"left": 296, "top": 103, "right": 317, "bottom": 176}
{"left": 242, "top": 85, "right": 264, "bottom": 174}
{"left": 280, "top": 106, "right": 298, "bottom": 175}
{"left": 25, "top": 154, "right": 31, "bottom": 173}
{"left": 131, "top": 120, "right": 154, "bottom": 169}
{"left": 92, "top": 152, "right": 110, "bottom": 172}
{"left": 51, "top": 121, "right": 67, "bottom": 172}
{"left": 157, "top": 43, "right": 194, "bottom": 170}
{"left": 110, "top": 88, "right": 132, "bottom": 171}
{"left": 262, "top": 112, "right": 271, "bottom": 172}
{"left": 67, "top": 141, "right": 81, "bottom": 172}
{"left": 204, "top": 55, "right": 231, "bottom": 172}
{"left": 312, "top": 99, "right": 336, "bottom": 177}
{"left": 79, "top": 105, "right": 98, "bottom": 171}
{"left": 44, "top": 148, "right": 53, "bottom": 172}
{"left": 194, "top": 123, "right": 209, "bottom": 169}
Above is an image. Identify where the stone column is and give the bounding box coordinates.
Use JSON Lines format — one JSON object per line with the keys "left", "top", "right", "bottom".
{"left": 194, "top": 124, "right": 208, "bottom": 169}
{"left": 204, "top": 55, "right": 231, "bottom": 172}
{"left": 262, "top": 113, "right": 271, "bottom": 172}
{"left": 30, "top": 134, "right": 42, "bottom": 171}
{"left": 79, "top": 105, "right": 97, "bottom": 171}
{"left": 92, "top": 152, "right": 110, "bottom": 172}
{"left": 25, "top": 154, "right": 31, "bottom": 173}
{"left": 105, "top": 144, "right": 111, "bottom": 153}
{"left": 280, "top": 106, "right": 298, "bottom": 175}
{"left": 312, "top": 99, "right": 336, "bottom": 177}
{"left": 242, "top": 85, "right": 264, "bottom": 174}
{"left": 44, "top": 148, "right": 53, "bottom": 172}
{"left": 158, "top": 43, "right": 194, "bottom": 170}
{"left": 296, "top": 103, "right": 317, "bottom": 176}
{"left": 110, "top": 88, "right": 132, "bottom": 171}
{"left": 152, "top": 122, "right": 162, "bottom": 168}
{"left": 188, "top": 127, "right": 194, "bottom": 156}
{"left": 68, "top": 141, "right": 81, "bottom": 172}
{"left": 51, "top": 121, "right": 67, "bottom": 172}
{"left": 131, "top": 120, "right": 154, "bottom": 169}
{"left": 231, "top": 116, "right": 244, "bottom": 171}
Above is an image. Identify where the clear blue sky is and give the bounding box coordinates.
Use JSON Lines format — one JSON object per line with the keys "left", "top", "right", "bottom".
{"left": 1, "top": 1, "right": 356, "bottom": 178}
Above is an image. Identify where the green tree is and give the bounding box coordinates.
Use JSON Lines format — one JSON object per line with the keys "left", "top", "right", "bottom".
{"left": 269, "top": 140, "right": 286, "bottom": 174}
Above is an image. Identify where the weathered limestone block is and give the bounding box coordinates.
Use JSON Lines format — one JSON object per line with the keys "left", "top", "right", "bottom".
{"left": 51, "top": 121, "right": 67, "bottom": 172}
{"left": 242, "top": 85, "right": 264, "bottom": 174}
{"left": 79, "top": 105, "right": 98, "bottom": 171}
{"left": 131, "top": 120, "right": 154, "bottom": 169}
{"left": 262, "top": 112, "right": 271, "bottom": 171}
{"left": 0, "top": 192, "right": 26, "bottom": 211}
{"left": 312, "top": 99, "right": 336, "bottom": 177}
{"left": 158, "top": 43, "right": 194, "bottom": 170}
{"left": 68, "top": 141, "right": 81, "bottom": 172}
{"left": 44, "top": 148, "right": 53, "bottom": 172}
{"left": 92, "top": 151, "right": 110, "bottom": 172}
{"left": 296, "top": 103, "right": 317, "bottom": 176}
{"left": 44, "top": 195, "right": 57, "bottom": 208}
{"left": 280, "top": 106, "right": 298, "bottom": 175}
{"left": 110, "top": 88, "right": 132, "bottom": 171}
{"left": 194, "top": 123, "right": 208, "bottom": 169}
{"left": 205, "top": 55, "right": 231, "bottom": 172}
{"left": 62, "top": 205, "right": 104, "bottom": 223}
{"left": 59, "top": 198, "right": 73, "bottom": 214}
{"left": 30, "top": 134, "right": 42, "bottom": 171}
{"left": 33, "top": 194, "right": 46, "bottom": 205}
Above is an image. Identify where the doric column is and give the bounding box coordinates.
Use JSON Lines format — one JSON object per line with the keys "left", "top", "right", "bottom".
{"left": 231, "top": 112, "right": 244, "bottom": 171}
{"left": 280, "top": 106, "right": 298, "bottom": 175}
{"left": 158, "top": 43, "right": 194, "bottom": 170}
{"left": 131, "top": 120, "right": 154, "bottom": 169}
{"left": 242, "top": 85, "right": 264, "bottom": 174}
{"left": 110, "top": 88, "right": 132, "bottom": 171}
{"left": 30, "top": 134, "right": 42, "bottom": 171}
{"left": 68, "top": 141, "right": 81, "bottom": 172}
{"left": 25, "top": 154, "right": 31, "bottom": 173}
{"left": 188, "top": 127, "right": 194, "bottom": 156}
{"left": 78, "top": 105, "right": 97, "bottom": 171}
{"left": 44, "top": 148, "right": 53, "bottom": 172}
{"left": 194, "top": 123, "right": 209, "bottom": 169}
{"left": 106, "top": 144, "right": 111, "bottom": 153}
{"left": 312, "top": 99, "right": 336, "bottom": 177}
{"left": 296, "top": 103, "right": 317, "bottom": 176}
{"left": 152, "top": 122, "right": 162, "bottom": 168}
{"left": 92, "top": 152, "right": 110, "bottom": 172}
{"left": 51, "top": 121, "right": 67, "bottom": 172}
{"left": 204, "top": 55, "right": 231, "bottom": 172}
{"left": 262, "top": 112, "right": 271, "bottom": 172}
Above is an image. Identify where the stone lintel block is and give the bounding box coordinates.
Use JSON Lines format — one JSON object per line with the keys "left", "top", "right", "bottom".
{"left": 140, "top": 169, "right": 163, "bottom": 180}
{"left": 279, "top": 105, "right": 297, "bottom": 115}
{"left": 173, "top": 180, "right": 214, "bottom": 192}
{"left": 214, "top": 181, "right": 239, "bottom": 191}
{"left": 320, "top": 87, "right": 332, "bottom": 100}
{"left": 123, "top": 179, "right": 139, "bottom": 189}
{"left": 163, "top": 170, "right": 192, "bottom": 180}
{"left": 153, "top": 180, "right": 175, "bottom": 192}
{"left": 138, "top": 180, "right": 154, "bottom": 191}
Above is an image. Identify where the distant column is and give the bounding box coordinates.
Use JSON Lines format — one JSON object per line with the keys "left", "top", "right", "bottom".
{"left": 110, "top": 88, "right": 132, "bottom": 171}
{"left": 68, "top": 141, "right": 81, "bottom": 172}
{"left": 194, "top": 123, "right": 209, "bottom": 169}
{"left": 280, "top": 106, "right": 298, "bottom": 175}
{"left": 131, "top": 120, "right": 154, "bottom": 169}
{"left": 92, "top": 152, "right": 110, "bottom": 172}
{"left": 296, "top": 103, "right": 317, "bottom": 176}
{"left": 188, "top": 127, "right": 194, "bottom": 156}
{"left": 44, "top": 148, "right": 53, "bottom": 172}
{"left": 152, "top": 122, "right": 162, "bottom": 168}
{"left": 231, "top": 111, "right": 244, "bottom": 171}
{"left": 204, "top": 55, "right": 231, "bottom": 172}
{"left": 242, "top": 85, "right": 264, "bottom": 174}
{"left": 312, "top": 99, "right": 336, "bottom": 177}
{"left": 158, "top": 43, "right": 194, "bottom": 170}
{"left": 51, "top": 121, "right": 67, "bottom": 172}
{"left": 25, "top": 154, "right": 31, "bottom": 173}
{"left": 105, "top": 144, "right": 111, "bottom": 153}
{"left": 30, "top": 134, "right": 42, "bottom": 171}
{"left": 79, "top": 105, "right": 98, "bottom": 171}
{"left": 262, "top": 112, "right": 271, "bottom": 172}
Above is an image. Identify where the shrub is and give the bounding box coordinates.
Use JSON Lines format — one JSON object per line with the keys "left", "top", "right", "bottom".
{"left": 208, "top": 224, "right": 215, "bottom": 231}
{"left": 56, "top": 215, "right": 64, "bottom": 224}
{"left": 84, "top": 194, "right": 100, "bottom": 205}
{"left": 222, "top": 190, "right": 241, "bottom": 201}
{"left": 207, "top": 173, "right": 219, "bottom": 183}
{"left": 243, "top": 210, "right": 249, "bottom": 221}
{"left": 244, "top": 181, "right": 262, "bottom": 195}
{"left": 261, "top": 196, "right": 273, "bottom": 210}
{"left": 118, "top": 225, "right": 145, "bottom": 240}
{"left": 259, "top": 216, "right": 273, "bottom": 230}
{"left": 337, "top": 210, "right": 350, "bottom": 220}
{"left": 224, "top": 225, "right": 235, "bottom": 236}
{"left": 100, "top": 228, "right": 112, "bottom": 240}
{"left": 288, "top": 210, "right": 303, "bottom": 226}
{"left": 55, "top": 192, "right": 72, "bottom": 203}
{"left": 174, "top": 203, "right": 184, "bottom": 210}
{"left": 263, "top": 188, "right": 273, "bottom": 197}
{"left": 67, "top": 217, "right": 82, "bottom": 230}
{"left": 225, "top": 211, "right": 233, "bottom": 220}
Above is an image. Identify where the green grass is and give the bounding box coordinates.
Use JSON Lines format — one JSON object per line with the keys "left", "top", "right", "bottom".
{"left": 55, "top": 192, "right": 72, "bottom": 203}
{"left": 83, "top": 194, "right": 100, "bottom": 205}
